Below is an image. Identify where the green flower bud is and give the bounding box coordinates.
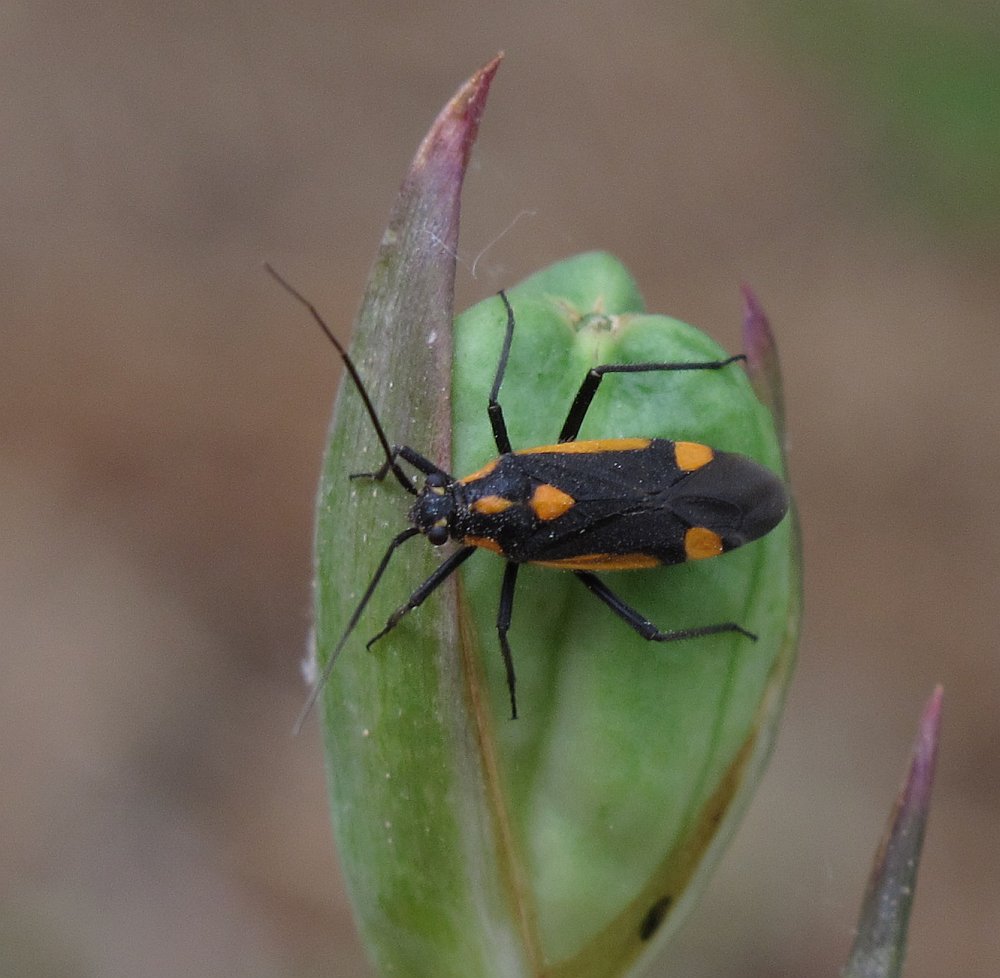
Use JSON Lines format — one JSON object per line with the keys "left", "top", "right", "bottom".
{"left": 450, "top": 252, "right": 799, "bottom": 973}
{"left": 317, "top": 252, "right": 798, "bottom": 978}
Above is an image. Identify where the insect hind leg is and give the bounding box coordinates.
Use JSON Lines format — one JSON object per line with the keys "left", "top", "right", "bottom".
{"left": 486, "top": 291, "right": 517, "bottom": 455}
{"left": 557, "top": 354, "right": 747, "bottom": 444}
{"left": 574, "top": 571, "right": 757, "bottom": 643}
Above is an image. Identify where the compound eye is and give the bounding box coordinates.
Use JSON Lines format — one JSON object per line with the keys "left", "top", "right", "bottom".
{"left": 425, "top": 472, "right": 448, "bottom": 490}
{"left": 426, "top": 524, "right": 449, "bottom": 546}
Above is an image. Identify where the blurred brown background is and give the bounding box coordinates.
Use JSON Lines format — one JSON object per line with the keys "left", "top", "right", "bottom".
{"left": 3, "top": 2, "right": 997, "bottom": 976}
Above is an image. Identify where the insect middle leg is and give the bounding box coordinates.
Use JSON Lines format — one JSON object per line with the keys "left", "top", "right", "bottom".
{"left": 496, "top": 561, "right": 520, "bottom": 719}
{"left": 574, "top": 571, "right": 757, "bottom": 643}
{"left": 365, "top": 545, "right": 478, "bottom": 649}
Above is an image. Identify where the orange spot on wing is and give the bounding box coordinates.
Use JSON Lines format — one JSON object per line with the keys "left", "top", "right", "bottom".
{"left": 533, "top": 552, "right": 661, "bottom": 571}
{"left": 684, "top": 526, "right": 724, "bottom": 560}
{"left": 530, "top": 483, "right": 575, "bottom": 521}
{"left": 674, "top": 441, "right": 714, "bottom": 471}
{"left": 516, "top": 437, "right": 651, "bottom": 455}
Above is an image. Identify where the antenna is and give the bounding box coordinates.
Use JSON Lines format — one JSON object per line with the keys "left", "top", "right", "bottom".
{"left": 264, "top": 263, "right": 415, "bottom": 495}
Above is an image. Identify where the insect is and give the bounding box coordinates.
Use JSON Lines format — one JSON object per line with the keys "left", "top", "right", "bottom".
{"left": 270, "top": 266, "right": 789, "bottom": 722}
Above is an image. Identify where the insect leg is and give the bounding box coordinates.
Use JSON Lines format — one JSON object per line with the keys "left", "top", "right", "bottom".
{"left": 486, "top": 290, "right": 517, "bottom": 455}
{"left": 265, "top": 263, "right": 416, "bottom": 494}
{"left": 366, "top": 546, "right": 477, "bottom": 649}
{"left": 496, "top": 562, "right": 520, "bottom": 719}
{"left": 574, "top": 571, "right": 757, "bottom": 643}
{"left": 557, "top": 355, "right": 747, "bottom": 443}
{"left": 350, "top": 444, "right": 453, "bottom": 490}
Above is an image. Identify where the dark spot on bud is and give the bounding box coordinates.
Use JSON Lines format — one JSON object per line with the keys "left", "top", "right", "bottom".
{"left": 639, "top": 895, "right": 673, "bottom": 941}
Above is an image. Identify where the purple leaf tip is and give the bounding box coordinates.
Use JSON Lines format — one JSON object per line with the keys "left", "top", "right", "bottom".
{"left": 739, "top": 284, "right": 787, "bottom": 450}
{"left": 843, "top": 686, "right": 944, "bottom": 978}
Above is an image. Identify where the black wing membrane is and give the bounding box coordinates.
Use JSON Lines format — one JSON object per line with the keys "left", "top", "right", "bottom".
{"left": 665, "top": 450, "right": 788, "bottom": 550}
{"left": 500, "top": 441, "right": 786, "bottom": 564}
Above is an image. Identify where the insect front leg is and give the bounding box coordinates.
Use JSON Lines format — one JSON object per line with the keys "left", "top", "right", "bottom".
{"left": 574, "top": 571, "right": 757, "bottom": 643}
{"left": 350, "top": 444, "right": 453, "bottom": 495}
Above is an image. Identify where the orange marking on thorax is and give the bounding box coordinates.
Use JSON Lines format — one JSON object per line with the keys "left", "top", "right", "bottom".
{"left": 684, "top": 526, "right": 724, "bottom": 560}
{"left": 472, "top": 494, "right": 514, "bottom": 515}
{"left": 674, "top": 441, "right": 714, "bottom": 471}
{"left": 530, "top": 483, "right": 575, "bottom": 521}
{"left": 459, "top": 458, "right": 498, "bottom": 484}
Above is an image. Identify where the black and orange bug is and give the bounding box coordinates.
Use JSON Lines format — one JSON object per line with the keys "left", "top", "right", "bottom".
{"left": 270, "top": 267, "right": 789, "bottom": 721}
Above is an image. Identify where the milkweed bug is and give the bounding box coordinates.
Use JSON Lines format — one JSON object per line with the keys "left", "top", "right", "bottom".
{"left": 269, "top": 266, "right": 789, "bottom": 722}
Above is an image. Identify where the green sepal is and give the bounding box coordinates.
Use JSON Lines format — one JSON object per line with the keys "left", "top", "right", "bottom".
{"left": 315, "top": 57, "right": 529, "bottom": 978}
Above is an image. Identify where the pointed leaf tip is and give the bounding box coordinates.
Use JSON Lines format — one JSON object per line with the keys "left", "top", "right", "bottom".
{"left": 740, "top": 284, "right": 787, "bottom": 450}
{"left": 843, "top": 687, "right": 943, "bottom": 978}
{"left": 740, "top": 283, "right": 772, "bottom": 370}
{"left": 415, "top": 53, "right": 503, "bottom": 174}
{"left": 363, "top": 56, "right": 502, "bottom": 467}
{"left": 912, "top": 684, "right": 943, "bottom": 793}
